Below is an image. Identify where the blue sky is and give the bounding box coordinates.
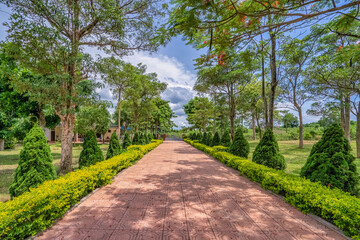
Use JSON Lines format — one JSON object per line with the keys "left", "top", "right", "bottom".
{"left": 0, "top": 3, "right": 325, "bottom": 128}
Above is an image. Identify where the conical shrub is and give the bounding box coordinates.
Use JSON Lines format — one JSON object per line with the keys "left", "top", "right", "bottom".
{"left": 220, "top": 130, "right": 231, "bottom": 147}
{"left": 252, "top": 128, "right": 285, "bottom": 170}
{"left": 79, "top": 130, "right": 104, "bottom": 168}
{"left": 207, "top": 133, "right": 213, "bottom": 146}
{"left": 9, "top": 125, "right": 57, "bottom": 198}
{"left": 301, "top": 124, "right": 359, "bottom": 195}
{"left": 212, "top": 132, "right": 220, "bottom": 146}
{"left": 229, "top": 127, "right": 250, "bottom": 158}
{"left": 201, "top": 132, "right": 207, "bottom": 144}
{"left": 106, "top": 131, "right": 121, "bottom": 159}
{"left": 123, "top": 132, "right": 132, "bottom": 149}
{"left": 132, "top": 132, "right": 140, "bottom": 145}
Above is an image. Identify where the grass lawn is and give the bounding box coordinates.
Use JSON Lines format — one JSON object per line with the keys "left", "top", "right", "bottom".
{"left": 249, "top": 140, "right": 360, "bottom": 176}
{"left": 0, "top": 143, "right": 108, "bottom": 202}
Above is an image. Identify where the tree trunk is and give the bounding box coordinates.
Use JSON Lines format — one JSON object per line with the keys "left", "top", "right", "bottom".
{"left": 59, "top": 114, "right": 75, "bottom": 175}
{"left": 356, "top": 102, "right": 360, "bottom": 158}
{"left": 252, "top": 112, "right": 256, "bottom": 140}
{"left": 298, "top": 107, "right": 304, "bottom": 149}
{"left": 268, "top": 30, "right": 277, "bottom": 130}
{"left": 0, "top": 139, "right": 4, "bottom": 151}
{"left": 340, "top": 95, "right": 345, "bottom": 131}
{"left": 255, "top": 112, "right": 262, "bottom": 139}
{"left": 133, "top": 102, "right": 138, "bottom": 132}
{"left": 117, "top": 89, "right": 122, "bottom": 138}
{"left": 261, "top": 34, "right": 269, "bottom": 128}
{"left": 213, "top": 93, "right": 217, "bottom": 133}
{"left": 344, "top": 94, "right": 351, "bottom": 142}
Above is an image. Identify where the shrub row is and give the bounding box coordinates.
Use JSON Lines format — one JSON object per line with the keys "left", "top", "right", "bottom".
{"left": 0, "top": 140, "right": 163, "bottom": 240}
{"left": 183, "top": 138, "right": 360, "bottom": 239}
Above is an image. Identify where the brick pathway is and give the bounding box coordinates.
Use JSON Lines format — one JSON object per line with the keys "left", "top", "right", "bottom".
{"left": 36, "top": 141, "right": 348, "bottom": 240}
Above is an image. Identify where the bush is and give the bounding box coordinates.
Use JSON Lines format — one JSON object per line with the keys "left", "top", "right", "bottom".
{"left": 220, "top": 130, "right": 231, "bottom": 147}
{"left": 132, "top": 132, "right": 140, "bottom": 145}
{"left": 212, "top": 132, "right": 220, "bottom": 146}
{"left": 0, "top": 140, "right": 163, "bottom": 240}
{"left": 183, "top": 138, "right": 360, "bottom": 239}
{"left": 196, "top": 132, "right": 202, "bottom": 140}
{"left": 303, "top": 132, "right": 312, "bottom": 140}
{"left": 252, "top": 128, "right": 285, "bottom": 170}
{"left": 4, "top": 135, "right": 17, "bottom": 150}
{"left": 212, "top": 145, "right": 228, "bottom": 152}
{"left": 79, "top": 130, "right": 104, "bottom": 168}
{"left": 106, "top": 131, "right": 121, "bottom": 160}
{"left": 200, "top": 132, "right": 207, "bottom": 144}
{"left": 9, "top": 125, "right": 57, "bottom": 198}
{"left": 123, "top": 132, "right": 132, "bottom": 150}
{"left": 207, "top": 133, "right": 213, "bottom": 146}
{"left": 301, "top": 123, "right": 359, "bottom": 195}
{"left": 229, "top": 127, "right": 250, "bottom": 158}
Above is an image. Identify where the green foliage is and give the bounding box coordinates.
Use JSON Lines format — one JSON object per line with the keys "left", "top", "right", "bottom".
{"left": 9, "top": 125, "right": 56, "bottom": 198}
{"left": 0, "top": 140, "right": 163, "bottom": 240}
{"left": 132, "top": 132, "right": 140, "bottom": 145}
{"left": 79, "top": 130, "right": 104, "bottom": 168}
{"left": 184, "top": 138, "right": 360, "bottom": 239}
{"left": 252, "top": 129, "right": 286, "bottom": 170}
{"left": 4, "top": 134, "right": 17, "bottom": 150}
{"left": 229, "top": 127, "right": 250, "bottom": 158}
{"left": 106, "top": 132, "right": 121, "bottom": 160}
{"left": 301, "top": 124, "right": 359, "bottom": 195}
{"left": 201, "top": 132, "right": 207, "bottom": 144}
{"left": 220, "top": 130, "right": 231, "bottom": 147}
{"left": 123, "top": 132, "right": 132, "bottom": 150}
{"left": 207, "top": 133, "right": 213, "bottom": 146}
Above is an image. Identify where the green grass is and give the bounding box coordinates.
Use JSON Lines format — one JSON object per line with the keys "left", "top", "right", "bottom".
{"left": 0, "top": 143, "right": 108, "bottom": 202}
{"left": 249, "top": 140, "right": 360, "bottom": 177}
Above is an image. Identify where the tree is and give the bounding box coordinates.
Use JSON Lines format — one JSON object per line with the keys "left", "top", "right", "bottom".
{"left": 229, "top": 128, "right": 250, "bottom": 158}
{"left": 3, "top": 0, "right": 167, "bottom": 174}
{"left": 220, "top": 130, "right": 231, "bottom": 147}
{"left": 252, "top": 129, "right": 286, "bottom": 170}
{"left": 207, "top": 132, "right": 213, "bottom": 147}
{"left": 96, "top": 58, "right": 137, "bottom": 137}
{"left": 75, "top": 102, "right": 111, "bottom": 142}
{"left": 9, "top": 125, "right": 57, "bottom": 198}
{"left": 123, "top": 132, "right": 132, "bottom": 150}
{"left": 279, "top": 37, "right": 317, "bottom": 148}
{"left": 132, "top": 132, "right": 140, "bottom": 145}
{"left": 212, "top": 132, "right": 221, "bottom": 146}
{"left": 152, "top": 98, "right": 176, "bottom": 135}
{"left": 184, "top": 97, "right": 214, "bottom": 132}
{"left": 106, "top": 131, "right": 121, "bottom": 160}
{"left": 79, "top": 130, "right": 104, "bottom": 168}
{"left": 301, "top": 124, "right": 358, "bottom": 195}
{"left": 282, "top": 112, "right": 299, "bottom": 132}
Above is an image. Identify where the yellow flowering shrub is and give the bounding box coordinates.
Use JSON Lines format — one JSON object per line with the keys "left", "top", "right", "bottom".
{"left": 0, "top": 140, "right": 162, "bottom": 240}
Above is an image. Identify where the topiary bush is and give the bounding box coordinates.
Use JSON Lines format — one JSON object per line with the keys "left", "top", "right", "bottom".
{"left": 79, "top": 130, "right": 104, "bottom": 168}
{"left": 229, "top": 127, "right": 250, "bottom": 158}
{"left": 207, "top": 133, "right": 213, "bottom": 146}
{"left": 196, "top": 132, "right": 202, "bottom": 140}
{"left": 220, "top": 130, "right": 231, "bottom": 147}
{"left": 106, "top": 131, "right": 121, "bottom": 160}
{"left": 123, "top": 132, "right": 132, "bottom": 150}
{"left": 200, "top": 132, "right": 206, "bottom": 144}
{"left": 212, "top": 131, "right": 220, "bottom": 147}
{"left": 301, "top": 123, "right": 359, "bottom": 195}
{"left": 252, "top": 128, "right": 285, "bottom": 170}
{"left": 9, "top": 125, "right": 57, "bottom": 198}
{"left": 132, "top": 132, "right": 140, "bottom": 145}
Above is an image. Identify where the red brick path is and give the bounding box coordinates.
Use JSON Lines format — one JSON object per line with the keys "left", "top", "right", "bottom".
{"left": 36, "top": 141, "right": 348, "bottom": 240}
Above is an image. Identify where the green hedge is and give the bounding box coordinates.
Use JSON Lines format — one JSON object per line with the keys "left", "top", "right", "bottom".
{"left": 0, "top": 140, "right": 163, "bottom": 240}
{"left": 183, "top": 138, "right": 360, "bottom": 239}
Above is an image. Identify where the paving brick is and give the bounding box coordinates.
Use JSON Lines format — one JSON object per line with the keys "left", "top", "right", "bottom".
{"left": 36, "top": 141, "right": 348, "bottom": 240}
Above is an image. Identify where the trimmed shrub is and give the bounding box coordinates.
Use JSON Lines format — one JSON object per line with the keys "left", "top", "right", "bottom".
{"left": 183, "top": 138, "right": 360, "bottom": 239}
{"left": 200, "top": 132, "right": 207, "bottom": 144}
{"left": 207, "top": 133, "right": 213, "bottom": 146}
{"left": 106, "top": 131, "right": 122, "bottom": 160}
{"left": 212, "top": 132, "right": 220, "bottom": 147}
{"left": 301, "top": 124, "right": 359, "bottom": 195}
{"left": 252, "top": 128, "right": 285, "bottom": 170}
{"left": 79, "top": 130, "right": 104, "bottom": 168}
{"left": 229, "top": 127, "right": 250, "bottom": 158}
{"left": 213, "top": 146, "right": 228, "bottom": 152}
{"left": 4, "top": 135, "right": 17, "bottom": 150}
{"left": 220, "top": 130, "right": 231, "bottom": 147}
{"left": 123, "top": 132, "right": 132, "bottom": 150}
{"left": 9, "top": 125, "right": 57, "bottom": 198}
{"left": 0, "top": 140, "right": 163, "bottom": 240}
{"left": 196, "top": 132, "right": 202, "bottom": 140}
{"left": 132, "top": 132, "right": 140, "bottom": 145}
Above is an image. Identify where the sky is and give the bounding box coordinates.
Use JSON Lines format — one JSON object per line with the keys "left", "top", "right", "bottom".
{"left": 0, "top": 3, "right": 325, "bottom": 129}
